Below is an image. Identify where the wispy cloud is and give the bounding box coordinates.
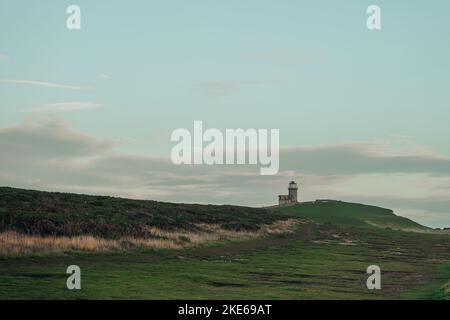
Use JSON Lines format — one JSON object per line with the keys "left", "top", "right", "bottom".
{"left": 197, "top": 80, "right": 262, "bottom": 97}
{"left": 23, "top": 102, "right": 104, "bottom": 113}
{"left": 0, "top": 118, "right": 116, "bottom": 159}
{"left": 280, "top": 143, "right": 450, "bottom": 176}
{"left": 0, "top": 53, "right": 8, "bottom": 61}
{"left": 0, "top": 79, "right": 91, "bottom": 90}
{"left": 98, "top": 73, "right": 110, "bottom": 80}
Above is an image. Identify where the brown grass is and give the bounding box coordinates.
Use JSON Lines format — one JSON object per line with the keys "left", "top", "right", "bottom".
{"left": 0, "top": 219, "right": 302, "bottom": 256}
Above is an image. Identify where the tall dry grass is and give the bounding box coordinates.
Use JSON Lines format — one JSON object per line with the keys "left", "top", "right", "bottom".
{"left": 0, "top": 219, "right": 302, "bottom": 256}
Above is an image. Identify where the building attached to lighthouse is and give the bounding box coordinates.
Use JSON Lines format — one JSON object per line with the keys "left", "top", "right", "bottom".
{"left": 278, "top": 181, "right": 299, "bottom": 206}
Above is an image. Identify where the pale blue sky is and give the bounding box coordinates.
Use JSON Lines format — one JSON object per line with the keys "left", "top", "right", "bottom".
{"left": 0, "top": 1, "right": 449, "bottom": 227}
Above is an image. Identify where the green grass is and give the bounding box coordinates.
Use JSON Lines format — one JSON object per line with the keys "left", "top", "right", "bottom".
{"left": 0, "top": 190, "right": 449, "bottom": 299}
{"left": 274, "top": 200, "right": 430, "bottom": 231}
{"left": 398, "top": 263, "right": 450, "bottom": 300}
{"left": 1, "top": 224, "right": 449, "bottom": 299}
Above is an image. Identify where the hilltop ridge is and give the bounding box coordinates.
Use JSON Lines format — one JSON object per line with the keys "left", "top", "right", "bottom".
{"left": 0, "top": 187, "right": 431, "bottom": 238}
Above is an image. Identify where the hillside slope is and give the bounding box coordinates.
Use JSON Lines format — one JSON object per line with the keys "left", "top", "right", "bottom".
{"left": 0, "top": 188, "right": 431, "bottom": 238}
{"left": 273, "top": 200, "right": 430, "bottom": 232}
{"left": 0, "top": 187, "right": 288, "bottom": 238}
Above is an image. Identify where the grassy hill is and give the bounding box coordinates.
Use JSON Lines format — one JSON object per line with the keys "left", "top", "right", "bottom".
{"left": 0, "top": 187, "right": 429, "bottom": 239}
{"left": 274, "top": 200, "right": 430, "bottom": 232}
{"left": 0, "top": 187, "right": 288, "bottom": 238}
{"left": 0, "top": 187, "right": 449, "bottom": 300}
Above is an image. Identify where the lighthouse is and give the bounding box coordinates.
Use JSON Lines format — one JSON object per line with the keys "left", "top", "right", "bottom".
{"left": 278, "top": 181, "right": 299, "bottom": 206}
{"left": 288, "top": 181, "right": 298, "bottom": 203}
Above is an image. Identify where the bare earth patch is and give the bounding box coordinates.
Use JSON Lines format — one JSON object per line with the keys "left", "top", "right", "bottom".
{"left": 0, "top": 219, "right": 302, "bottom": 256}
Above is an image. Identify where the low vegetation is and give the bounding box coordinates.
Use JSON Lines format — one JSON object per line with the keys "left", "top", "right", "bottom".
{"left": 0, "top": 219, "right": 301, "bottom": 256}
{"left": 0, "top": 187, "right": 288, "bottom": 238}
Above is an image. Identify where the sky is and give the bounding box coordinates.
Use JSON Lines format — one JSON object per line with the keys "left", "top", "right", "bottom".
{"left": 0, "top": 0, "right": 449, "bottom": 227}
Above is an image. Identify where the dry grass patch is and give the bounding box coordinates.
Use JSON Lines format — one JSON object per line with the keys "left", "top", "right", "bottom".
{"left": 0, "top": 219, "right": 302, "bottom": 256}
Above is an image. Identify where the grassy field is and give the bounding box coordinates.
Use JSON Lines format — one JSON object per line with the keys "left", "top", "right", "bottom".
{"left": 0, "top": 189, "right": 449, "bottom": 299}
